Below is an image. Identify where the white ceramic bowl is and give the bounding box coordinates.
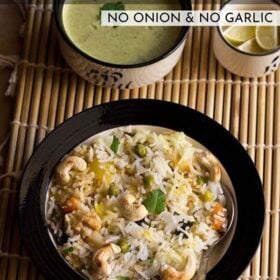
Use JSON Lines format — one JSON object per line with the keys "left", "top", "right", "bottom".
{"left": 54, "top": 1, "right": 192, "bottom": 89}
{"left": 213, "top": 0, "right": 280, "bottom": 78}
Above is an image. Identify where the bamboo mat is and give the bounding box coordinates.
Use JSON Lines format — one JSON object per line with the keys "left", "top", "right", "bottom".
{"left": 0, "top": 0, "right": 279, "bottom": 279}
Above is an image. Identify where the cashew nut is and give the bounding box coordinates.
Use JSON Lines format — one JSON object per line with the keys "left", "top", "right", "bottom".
{"left": 82, "top": 228, "right": 104, "bottom": 248}
{"left": 56, "top": 156, "right": 87, "bottom": 183}
{"left": 67, "top": 210, "right": 102, "bottom": 232}
{"left": 120, "top": 194, "right": 148, "bottom": 222}
{"left": 94, "top": 243, "right": 121, "bottom": 276}
{"left": 194, "top": 151, "right": 221, "bottom": 182}
{"left": 80, "top": 211, "right": 102, "bottom": 231}
{"left": 161, "top": 252, "right": 197, "bottom": 280}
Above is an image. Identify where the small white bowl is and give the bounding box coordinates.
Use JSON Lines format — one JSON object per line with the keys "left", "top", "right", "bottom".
{"left": 213, "top": 0, "right": 280, "bottom": 78}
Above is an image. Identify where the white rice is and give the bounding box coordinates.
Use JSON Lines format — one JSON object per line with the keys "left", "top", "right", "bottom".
{"left": 46, "top": 127, "right": 228, "bottom": 280}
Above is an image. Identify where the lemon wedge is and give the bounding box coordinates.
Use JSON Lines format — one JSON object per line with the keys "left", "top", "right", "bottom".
{"left": 238, "top": 38, "right": 264, "bottom": 53}
{"left": 256, "top": 26, "right": 278, "bottom": 51}
{"left": 223, "top": 26, "right": 256, "bottom": 46}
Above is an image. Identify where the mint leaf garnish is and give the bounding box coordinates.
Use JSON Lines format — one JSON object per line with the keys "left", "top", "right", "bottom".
{"left": 143, "top": 189, "right": 166, "bottom": 215}
{"left": 100, "top": 2, "right": 125, "bottom": 14}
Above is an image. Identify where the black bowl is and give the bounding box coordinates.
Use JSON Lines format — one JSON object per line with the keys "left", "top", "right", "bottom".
{"left": 18, "top": 99, "right": 264, "bottom": 280}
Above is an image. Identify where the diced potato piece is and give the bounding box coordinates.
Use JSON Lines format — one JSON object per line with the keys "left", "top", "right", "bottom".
{"left": 89, "top": 158, "right": 115, "bottom": 185}
{"left": 200, "top": 190, "right": 214, "bottom": 202}
{"left": 94, "top": 202, "right": 106, "bottom": 217}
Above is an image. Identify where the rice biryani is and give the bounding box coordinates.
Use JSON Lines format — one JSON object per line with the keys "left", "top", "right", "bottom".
{"left": 47, "top": 126, "right": 228, "bottom": 280}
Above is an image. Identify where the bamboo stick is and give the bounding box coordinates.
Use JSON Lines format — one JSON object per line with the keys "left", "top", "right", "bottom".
{"left": 188, "top": 1, "right": 203, "bottom": 109}
{"left": 155, "top": 81, "right": 163, "bottom": 100}
{"left": 163, "top": 72, "right": 173, "bottom": 102}
{"left": 111, "top": 89, "right": 120, "bottom": 101}
{"left": 0, "top": 191, "right": 19, "bottom": 280}
{"left": 29, "top": 2, "right": 45, "bottom": 63}
{"left": 56, "top": 71, "right": 69, "bottom": 126}
{"left": 11, "top": 0, "right": 37, "bottom": 122}
{"left": 213, "top": 65, "right": 224, "bottom": 124}
{"left": 65, "top": 73, "right": 77, "bottom": 119}
{"left": 14, "top": 0, "right": 45, "bottom": 165}
{"left": 205, "top": 33, "right": 218, "bottom": 119}
{"left": 84, "top": 82, "right": 95, "bottom": 109}
{"left": 222, "top": 71, "right": 232, "bottom": 130}
{"left": 21, "top": 2, "right": 37, "bottom": 61}
{"left": 214, "top": 1, "right": 226, "bottom": 123}
{"left": 206, "top": 2, "right": 220, "bottom": 119}
{"left": 74, "top": 78, "right": 86, "bottom": 114}
{"left": 196, "top": 2, "right": 212, "bottom": 114}
{"left": 236, "top": 71, "right": 250, "bottom": 275}
{"left": 251, "top": 76, "right": 266, "bottom": 279}
{"left": 120, "top": 89, "right": 130, "bottom": 100}
{"left": 260, "top": 72, "right": 274, "bottom": 278}
{"left": 247, "top": 78, "right": 258, "bottom": 161}
{"left": 230, "top": 75, "right": 241, "bottom": 138}
{"left": 139, "top": 86, "right": 147, "bottom": 99}
{"left": 19, "top": 68, "right": 39, "bottom": 166}
{"left": 239, "top": 78, "right": 249, "bottom": 147}
{"left": 255, "top": 76, "right": 266, "bottom": 180}
{"left": 230, "top": 73, "right": 248, "bottom": 279}
{"left": 23, "top": 3, "right": 53, "bottom": 162}
{"left": 179, "top": 28, "right": 193, "bottom": 106}
{"left": 36, "top": 19, "right": 56, "bottom": 144}
{"left": 47, "top": 55, "right": 63, "bottom": 131}
{"left": 270, "top": 69, "right": 280, "bottom": 278}
{"left": 147, "top": 83, "right": 156, "bottom": 100}
{"left": 242, "top": 77, "right": 258, "bottom": 279}
{"left": 102, "top": 87, "right": 111, "bottom": 103}
{"left": 214, "top": 0, "right": 225, "bottom": 124}
{"left": 187, "top": 27, "right": 201, "bottom": 109}
{"left": 210, "top": 1, "right": 223, "bottom": 122}
{"left": 16, "top": 2, "right": 54, "bottom": 278}
{"left": 94, "top": 86, "right": 103, "bottom": 105}
{"left": 171, "top": 56, "right": 182, "bottom": 104}
{"left": 130, "top": 87, "right": 139, "bottom": 99}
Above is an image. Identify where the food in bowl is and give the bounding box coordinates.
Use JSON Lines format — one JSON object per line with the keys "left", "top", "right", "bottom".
{"left": 222, "top": 25, "right": 279, "bottom": 54}
{"left": 62, "top": 0, "right": 182, "bottom": 65}
{"left": 55, "top": 1, "right": 190, "bottom": 88}
{"left": 47, "top": 127, "right": 228, "bottom": 280}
